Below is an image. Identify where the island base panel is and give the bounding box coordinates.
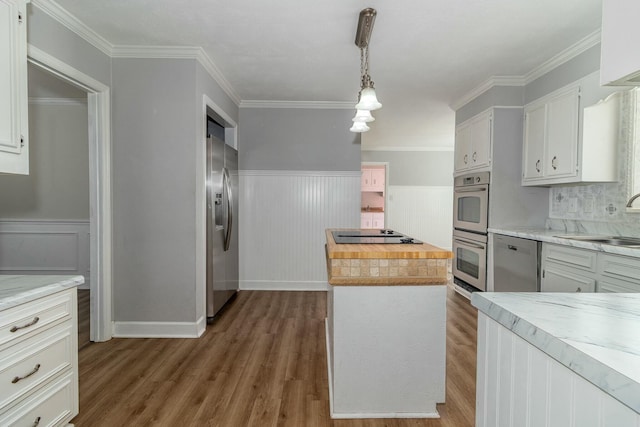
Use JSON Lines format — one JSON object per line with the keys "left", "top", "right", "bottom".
{"left": 326, "top": 285, "right": 446, "bottom": 418}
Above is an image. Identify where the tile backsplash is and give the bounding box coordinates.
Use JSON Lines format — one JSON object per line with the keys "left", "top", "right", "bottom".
{"left": 549, "top": 89, "right": 640, "bottom": 236}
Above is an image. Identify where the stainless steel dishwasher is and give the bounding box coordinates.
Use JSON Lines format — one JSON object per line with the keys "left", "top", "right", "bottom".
{"left": 493, "top": 234, "right": 541, "bottom": 292}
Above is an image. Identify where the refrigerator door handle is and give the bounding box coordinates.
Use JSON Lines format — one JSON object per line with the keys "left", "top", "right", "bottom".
{"left": 223, "top": 167, "right": 233, "bottom": 251}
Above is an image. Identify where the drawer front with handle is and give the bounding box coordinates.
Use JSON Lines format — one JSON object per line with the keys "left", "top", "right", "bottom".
{"left": 0, "top": 371, "right": 76, "bottom": 427}
{"left": 0, "top": 290, "right": 73, "bottom": 349}
{"left": 0, "top": 324, "right": 73, "bottom": 410}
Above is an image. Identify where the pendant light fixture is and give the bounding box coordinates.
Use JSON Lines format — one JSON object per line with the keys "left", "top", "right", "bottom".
{"left": 350, "top": 8, "right": 381, "bottom": 133}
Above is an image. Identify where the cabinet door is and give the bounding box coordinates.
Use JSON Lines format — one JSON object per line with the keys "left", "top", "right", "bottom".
{"left": 0, "top": 0, "right": 28, "bottom": 175}
{"left": 522, "top": 104, "right": 546, "bottom": 181}
{"left": 454, "top": 123, "right": 472, "bottom": 172}
{"left": 361, "top": 170, "right": 372, "bottom": 189}
{"left": 545, "top": 87, "right": 579, "bottom": 178}
{"left": 370, "top": 169, "right": 385, "bottom": 191}
{"left": 360, "top": 213, "right": 372, "bottom": 229}
{"left": 371, "top": 213, "right": 384, "bottom": 229}
{"left": 542, "top": 266, "right": 596, "bottom": 293}
{"left": 470, "top": 112, "right": 491, "bottom": 168}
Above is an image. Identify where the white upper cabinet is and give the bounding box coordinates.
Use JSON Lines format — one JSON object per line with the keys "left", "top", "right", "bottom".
{"left": 600, "top": 0, "right": 640, "bottom": 86}
{"left": 361, "top": 167, "right": 385, "bottom": 192}
{"left": 522, "top": 79, "right": 620, "bottom": 186}
{"left": 454, "top": 110, "right": 491, "bottom": 174}
{"left": 0, "top": 0, "right": 29, "bottom": 175}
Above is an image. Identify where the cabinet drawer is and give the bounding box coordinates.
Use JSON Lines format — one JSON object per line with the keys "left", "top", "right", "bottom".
{"left": 597, "top": 278, "right": 640, "bottom": 293}
{"left": 0, "top": 324, "right": 73, "bottom": 410}
{"left": 544, "top": 244, "right": 597, "bottom": 272}
{"left": 541, "top": 267, "right": 596, "bottom": 293}
{"left": 0, "top": 371, "right": 76, "bottom": 427}
{"left": 0, "top": 290, "right": 73, "bottom": 349}
{"left": 598, "top": 254, "right": 640, "bottom": 285}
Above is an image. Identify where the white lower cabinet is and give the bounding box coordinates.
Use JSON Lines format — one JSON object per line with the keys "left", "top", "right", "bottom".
{"left": 541, "top": 244, "right": 597, "bottom": 292}
{"left": 541, "top": 243, "right": 640, "bottom": 293}
{"left": 541, "top": 266, "right": 596, "bottom": 292}
{"left": 360, "top": 212, "right": 384, "bottom": 229}
{"left": 0, "top": 288, "right": 78, "bottom": 426}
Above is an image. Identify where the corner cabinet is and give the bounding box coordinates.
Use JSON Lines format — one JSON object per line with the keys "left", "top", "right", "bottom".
{"left": 0, "top": 0, "right": 29, "bottom": 175}
{"left": 454, "top": 110, "right": 491, "bottom": 174}
{"left": 522, "top": 79, "right": 620, "bottom": 186}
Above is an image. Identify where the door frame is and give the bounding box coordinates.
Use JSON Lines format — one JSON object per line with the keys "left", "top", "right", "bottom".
{"left": 27, "top": 45, "right": 113, "bottom": 342}
{"left": 361, "top": 161, "right": 389, "bottom": 228}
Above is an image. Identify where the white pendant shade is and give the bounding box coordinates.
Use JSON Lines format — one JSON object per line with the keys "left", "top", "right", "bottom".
{"left": 349, "top": 121, "right": 370, "bottom": 133}
{"left": 355, "top": 87, "right": 382, "bottom": 111}
{"left": 352, "top": 109, "right": 375, "bottom": 123}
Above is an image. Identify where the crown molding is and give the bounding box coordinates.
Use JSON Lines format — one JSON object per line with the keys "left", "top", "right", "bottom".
{"left": 240, "top": 100, "right": 354, "bottom": 109}
{"left": 32, "top": 0, "right": 241, "bottom": 106}
{"left": 523, "top": 29, "right": 601, "bottom": 84}
{"left": 450, "top": 76, "right": 526, "bottom": 110}
{"left": 30, "top": 0, "right": 113, "bottom": 56}
{"left": 111, "top": 45, "right": 241, "bottom": 106}
{"left": 29, "top": 97, "right": 87, "bottom": 106}
{"left": 362, "top": 146, "right": 454, "bottom": 152}
{"left": 451, "top": 29, "right": 601, "bottom": 111}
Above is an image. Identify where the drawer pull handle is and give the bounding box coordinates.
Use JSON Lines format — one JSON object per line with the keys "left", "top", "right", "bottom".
{"left": 10, "top": 316, "right": 40, "bottom": 332}
{"left": 32, "top": 416, "right": 41, "bottom": 427}
{"left": 12, "top": 364, "right": 41, "bottom": 383}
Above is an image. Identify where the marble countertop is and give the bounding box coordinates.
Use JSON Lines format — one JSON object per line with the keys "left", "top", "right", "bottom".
{"left": 472, "top": 292, "right": 640, "bottom": 414}
{"left": 0, "top": 275, "right": 84, "bottom": 311}
{"left": 489, "top": 226, "right": 640, "bottom": 258}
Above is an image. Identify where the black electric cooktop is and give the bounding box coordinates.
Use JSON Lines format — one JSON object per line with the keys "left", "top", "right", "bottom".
{"left": 332, "top": 230, "right": 422, "bottom": 244}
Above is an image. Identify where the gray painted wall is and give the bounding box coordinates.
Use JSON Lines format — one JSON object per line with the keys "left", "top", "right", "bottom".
{"left": 112, "top": 58, "right": 200, "bottom": 323}
{"left": 0, "top": 103, "right": 89, "bottom": 219}
{"left": 361, "top": 150, "right": 454, "bottom": 187}
{"left": 524, "top": 45, "right": 601, "bottom": 104}
{"left": 27, "top": 4, "right": 111, "bottom": 87}
{"left": 456, "top": 86, "right": 525, "bottom": 125}
{"left": 238, "top": 108, "right": 361, "bottom": 171}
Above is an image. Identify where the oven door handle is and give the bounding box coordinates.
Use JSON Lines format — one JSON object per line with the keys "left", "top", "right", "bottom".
{"left": 454, "top": 238, "right": 486, "bottom": 250}
{"left": 455, "top": 187, "right": 487, "bottom": 193}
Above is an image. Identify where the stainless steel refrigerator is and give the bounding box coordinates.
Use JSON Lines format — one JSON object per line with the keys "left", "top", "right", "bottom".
{"left": 206, "top": 135, "right": 239, "bottom": 321}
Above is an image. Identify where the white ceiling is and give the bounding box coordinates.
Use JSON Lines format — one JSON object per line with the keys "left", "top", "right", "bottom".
{"left": 44, "top": 0, "right": 604, "bottom": 148}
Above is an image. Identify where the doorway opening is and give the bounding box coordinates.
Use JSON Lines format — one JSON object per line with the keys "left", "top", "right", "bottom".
{"left": 27, "top": 46, "right": 112, "bottom": 342}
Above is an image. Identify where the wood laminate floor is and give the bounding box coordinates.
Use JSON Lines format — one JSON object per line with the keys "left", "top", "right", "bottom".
{"left": 71, "top": 286, "right": 477, "bottom": 427}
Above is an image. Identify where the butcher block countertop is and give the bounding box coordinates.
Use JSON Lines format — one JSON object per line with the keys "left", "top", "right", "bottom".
{"left": 325, "top": 229, "right": 452, "bottom": 259}
{"left": 325, "top": 229, "right": 452, "bottom": 286}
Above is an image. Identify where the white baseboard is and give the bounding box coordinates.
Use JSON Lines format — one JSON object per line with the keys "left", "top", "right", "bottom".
{"left": 113, "top": 320, "right": 204, "bottom": 338}
{"left": 240, "top": 280, "right": 329, "bottom": 291}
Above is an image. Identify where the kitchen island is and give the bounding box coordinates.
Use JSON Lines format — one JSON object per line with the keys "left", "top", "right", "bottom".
{"left": 472, "top": 292, "right": 640, "bottom": 427}
{"left": 0, "top": 275, "right": 83, "bottom": 426}
{"left": 324, "top": 229, "right": 452, "bottom": 419}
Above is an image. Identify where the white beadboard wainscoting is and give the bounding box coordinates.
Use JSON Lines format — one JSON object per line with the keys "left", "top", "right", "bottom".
{"left": 0, "top": 220, "right": 90, "bottom": 289}
{"left": 477, "top": 313, "right": 640, "bottom": 427}
{"left": 386, "top": 186, "right": 453, "bottom": 251}
{"left": 239, "top": 171, "right": 361, "bottom": 291}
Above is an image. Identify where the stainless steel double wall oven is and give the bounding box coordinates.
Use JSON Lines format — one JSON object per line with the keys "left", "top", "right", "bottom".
{"left": 452, "top": 172, "right": 489, "bottom": 293}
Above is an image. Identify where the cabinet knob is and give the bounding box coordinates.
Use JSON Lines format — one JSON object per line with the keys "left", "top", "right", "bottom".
{"left": 551, "top": 156, "right": 558, "bottom": 170}
{"left": 535, "top": 160, "right": 541, "bottom": 173}
{"left": 472, "top": 151, "right": 477, "bottom": 162}
{"left": 464, "top": 154, "right": 468, "bottom": 164}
